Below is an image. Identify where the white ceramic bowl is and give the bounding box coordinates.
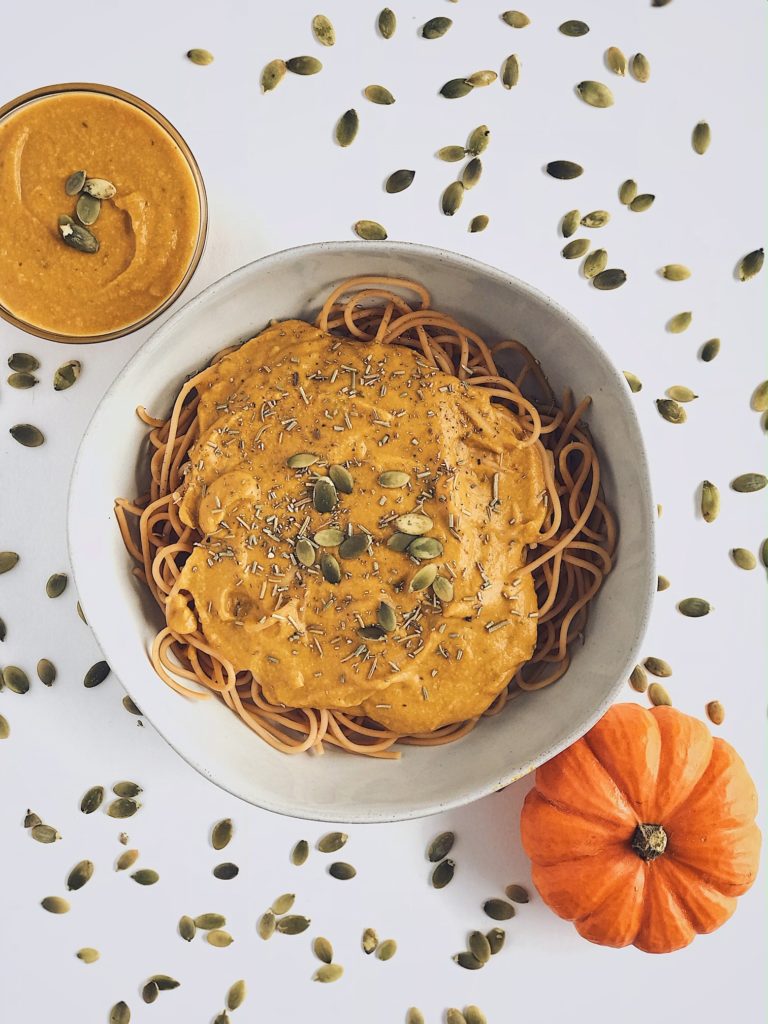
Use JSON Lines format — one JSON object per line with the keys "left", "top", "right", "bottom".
{"left": 68, "top": 242, "right": 655, "bottom": 822}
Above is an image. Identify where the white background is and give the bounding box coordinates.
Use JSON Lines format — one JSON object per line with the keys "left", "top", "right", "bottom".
{"left": 1, "top": 1, "right": 766, "bottom": 1022}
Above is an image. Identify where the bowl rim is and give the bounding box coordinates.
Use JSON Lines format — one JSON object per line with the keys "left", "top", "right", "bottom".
{"left": 0, "top": 81, "right": 208, "bottom": 344}
{"left": 67, "top": 239, "right": 656, "bottom": 822}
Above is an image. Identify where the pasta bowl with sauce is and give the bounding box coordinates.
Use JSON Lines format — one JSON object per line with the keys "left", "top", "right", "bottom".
{"left": 69, "top": 241, "right": 655, "bottom": 822}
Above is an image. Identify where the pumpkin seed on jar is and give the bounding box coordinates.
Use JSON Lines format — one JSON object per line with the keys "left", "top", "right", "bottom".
{"left": 605, "top": 46, "right": 627, "bottom": 75}
{"left": 354, "top": 220, "right": 387, "bottom": 240}
{"left": 378, "top": 8, "right": 396, "bottom": 38}
{"left": 440, "top": 79, "right": 474, "bottom": 99}
{"left": 656, "top": 398, "right": 686, "bottom": 424}
{"left": 629, "top": 193, "right": 654, "bottom": 212}
{"left": 286, "top": 56, "right": 323, "bottom": 75}
{"left": 644, "top": 656, "right": 672, "bottom": 677}
{"left": 385, "top": 169, "right": 415, "bottom": 194}
{"left": 422, "top": 16, "right": 452, "bottom": 38}
{"left": 648, "top": 682, "right": 671, "bottom": 707}
{"left": 678, "top": 597, "right": 711, "bottom": 617}
{"left": 431, "top": 858, "right": 455, "bottom": 888}
{"left": 546, "top": 160, "right": 583, "bottom": 179}
{"left": 501, "top": 54, "right": 520, "bottom": 88}
{"left": 7, "top": 371, "right": 38, "bottom": 389}
{"left": 261, "top": 59, "right": 287, "bottom": 93}
{"left": 54, "top": 359, "right": 82, "bottom": 390}
{"left": 630, "top": 53, "right": 650, "bottom": 82}
{"left": 469, "top": 214, "right": 489, "bottom": 233}
{"left": 732, "top": 548, "right": 757, "bottom": 570}
{"left": 364, "top": 84, "right": 395, "bottom": 105}
{"left": 738, "top": 248, "right": 764, "bottom": 282}
{"left": 701, "top": 480, "right": 720, "bottom": 522}
{"left": 706, "top": 701, "right": 725, "bottom": 726}
{"left": 335, "top": 109, "right": 359, "bottom": 147}
{"left": 10, "top": 424, "right": 45, "bottom": 447}
{"left": 312, "top": 14, "right": 336, "bottom": 46}
{"left": 576, "top": 81, "right": 614, "bottom": 108}
{"left": 187, "top": 48, "right": 214, "bottom": 65}
{"left": 732, "top": 473, "right": 767, "bottom": 492}
{"left": 502, "top": 11, "right": 530, "bottom": 28}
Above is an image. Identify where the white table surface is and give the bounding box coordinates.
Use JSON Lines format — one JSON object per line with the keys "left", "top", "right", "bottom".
{"left": 1, "top": 1, "right": 766, "bottom": 1021}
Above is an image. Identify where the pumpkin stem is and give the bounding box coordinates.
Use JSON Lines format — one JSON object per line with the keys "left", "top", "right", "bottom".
{"left": 631, "top": 823, "right": 668, "bottom": 861}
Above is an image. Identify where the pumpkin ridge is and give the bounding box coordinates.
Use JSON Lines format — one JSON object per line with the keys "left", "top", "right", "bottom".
{"left": 667, "top": 822, "right": 762, "bottom": 897}
{"left": 537, "top": 792, "right": 639, "bottom": 831}
{"left": 581, "top": 731, "right": 645, "bottom": 820}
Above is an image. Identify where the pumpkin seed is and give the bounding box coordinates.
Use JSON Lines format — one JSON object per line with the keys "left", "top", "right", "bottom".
{"left": 462, "top": 158, "right": 483, "bottom": 189}
{"left": 408, "top": 536, "right": 443, "bottom": 560}
{"left": 9, "top": 352, "right": 40, "bottom": 372}
{"left": 194, "top": 913, "right": 227, "bottom": 929}
{"left": 506, "top": 883, "right": 530, "bottom": 903}
{"left": 467, "top": 125, "right": 490, "bottom": 154}
{"left": 629, "top": 193, "right": 655, "bottom": 212}
{"left": 207, "top": 929, "right": 234, "bottom": 947}
{"left": 448, "top": 1010, "right": 468, "bottom": 1024}
{"left": 80, "top": 786, "right": 104, "bottom": 814}
{"left": 739, "top": 248, "right": 764, "bottom": 281}
{"left": 645, "top": 657, "right": 672, "bottom": 678}
{"left": 365, "top": 84, "right": 395, "bottom": 105}
{"left": 467, "top": 70, "right": 497, "bottom": 88}
{"left": 339, "top": 534, "right": 368, "bottom": 559}
{"left": 630, "top": 53, "right": 650, "bottom": 82}
{"left": 81, "top": 178, "right": 115, "bottom": 200}
{"left": 31, "top": 823, "right": 60, "bottom": 843}
{"left": 658, "top": 575, "right": 671, "bottom": 591}
{"left": 314, "top": 964, "right": 344, "bottom": 982}
{"left": 678, "top": 597, "right": 711, "bottom": 617}
{"left": 286, "top": 56, "right": 322, "bottom": 75}
{"left": 666, "top": 386, "right": 697, "bottom": 403}
{"left": 581, "top": 210, "right": 610, "bottom": 228}
{"left": 431, "top": 858, "right": 455, "bottom": 888}
{"left": 41, "top": 896, "right": 70, "bottom": 914}
{"left": 362, "top": 927, "right": 378, "bottom": 954}
{"left": 227, "top": 979, "right": 246, "bottom": 1010}
{"left": 376, "top": 939, "right": 397, "bottom": 961}
{"left": 131, "top": 869, "right": 159, "bottom": 885}
{"left": 667, "top": 311, "right": 692, "bottom": 333}
{"left": 122, "top": 695, "right": 142, "bottom": 715}
{"left": 8, "top": 371, "right": 38, "bottom": 389}
{"left": 438, "top": 146, "right": 467, "bottom": 162}
{"left": 440, "top": 79, "right": 474, "bottom": 99}
{"left": 77, "top": 947, "right": 100, "bottom": 963}
{"left": 108, "top": 798, "right": 140, "bottom": 818}
{"left": 502, "top": 11, "right": 530, "bottom": 28}
{"left": 313, "top": 529, "right": 344, "bottom": 548}
{"left": 0, "top": 551, "right": 20, "bottom": 574}
{"left": 410, "top": 564, "right": 438, "bottom": 592}
{"left": 561, "top": 210, "right": 580, "bottom": 238}
{"left": 577, "top": 81, "right": 614, "bottom": 108}
{"left": 732, "top": 548, "right": 757, "bottom": 570}
{"left": 562, "top": 238, "right": 589, "bottom": 259}
{"left": 53, "top": 359, "right": 82, "bottom": 391}
{"left": 732, "top": 473, "right": 767, "bottom": 492}
{"left": 379, "top": 471, "right": 410, "bottom": 488}
{"left": 464, "top": 1008, "right": 488, "bottom": 1024}
{"left": 691, "top": 119, "right": 713, "bottom": 156}
{"left": 387, "top": 532, "right": 413, "bottom": 552}
{"left": 593, "top": 268, "right": 626, "bottom": 290}
{"left": 211, "top": 818, "right": 233, "bottom": 850}
{"left": 317, "top": 831, "right": 348, "bottom": 853}
{"left": 559, "top": 20, "right": 589, "bottom": 36}
{"left": 258, "top": 911, "right": 276, "bottom": 939}
{"left": 213, "top": 862, "right": 239, "bottom": 880}
{"left": 84, "top": 660, "right": 110, "bottom": 688}
{"left": 4, "top": 666, "right": 30, "bottom": 694}
{"left": 77, "top": 602, "right": 88, "bottom": 623}
{"left": 313, "top": 937, "right": 334, "bottom": 963}
{"left": 484, "top": 898, "right": 515, "bottom": 921}
{"left": 377, "top": 602, "right": 397, "bottom": 633}
{"left": 629, "top": 665, "right": 648, "bottom": 693}
{"left": 378, "top": 8, "right": 396, "bottom": 38}
{"left": 328, "top": 464, "right": 354, "bottom": 493}
{"left": 320, "top": 553, "right": 341, "bottom": 584}
{"left": 453, "top": 953, "right": 483, "bottom": 971}
{"left": 312, "top": 14, "right": 336, "bottom": 46}
{"left": 67, "top": 860, "right": 94, "bottom": 891}
{"left": 1, "top": 715, "right": 12, "bottom": 738}
{"left": 441, "top": 181, "right": 465, "bottom": 216}
{"left": 109, "top": 1002, "right": 130, "bottom": 1024}
{"left": 501, "top": 54, "right": 521, "bottom": 88}
{"left": 751, "top": 381, "right": 768, "bottom": 412}
{"left": 619, "top": 179, "right": 638, "bottom": 205}
{"left": 395, "top": 512, "right": 433, "bottom": 535}
{"left": 661, "top": 264, "right": 691, "bottom": 281}
{"left": 469, "top": 930, "right": 491, "bottom": 963}
{"left": 706, "top": 701, "right": 725, "bottom": 726}
{"left": 385, "top": 169, "right": 415, "bottom": 194}
{"left": 701, "top": 481, "right": 720, "bottom": 522}
{"left": 486, "top": 927, "right": 505, "bottom": 954}
{"left": 358, "top": 625, "right": 386, "bottom": 641}
{"left": 276, "top": 915, "right": 311, "bottom": 935}
{"left": 469, "top": 215, "right": 489, "bottom": 233}
{"left": 10, "top": 424, "right": 45, "bottom": 447}
{"left": 336, "top": 109, "right": 359, "bottom": 147}
{"left": 117, "top": 849, "right": 139, "bottom": 871}
{"left": 354, "top": 220, "right": 387, "bottom": 240}
{"left": 142, "top": 983, "right": 159, "bottom": 1004}
{"left": 432, "top": 575, "right": 454, "bottom": 602}
{"left": 422, "top": 16, "right": 452, "bottom": 38}
{"left": 313, "top": 477, "right": 338, "bottom": 513}
{"left": 290, "top": 839, "right": 309, "bottom": 866}
{"left": 187, "top": 48, "right": 214, "bottom": 65}
{"left": 261, "top": 59, "right": 286, "bottom": 93}
{"left": 65, "top": 169, "right": 87, "bottom": 195}
{"left": 150, "top": 976, "right": 180, "bottom": 991}
{"left": 648, "top": 682, "right": 671, "bottom": 707}
{"left": 329, "top": 861, "right": 356, "bottom": 880}
{"left": 623, "top": 371, "right": 642, "bottom": 393}
{"left": 295, "top": 539, "right": 315, "bottom": 566}
{"left": 656, "top": 399, "right": 686, "bottom": 424}
{"left": 287, "top": 452, "right": 318, "bottom": 469}
{"left": 606, "top": 46, "right": 627, "bottom": 75}
{"left": 0, "top": 616, "right": 5, "bottom": 641}
{"left": 546, "top": 160, "right": 583, "bottom": 179}
{"left": 271, "top": 893, "right": 295, "bottom": 915}
{"left": 46, "top": 573, "right": 68, "bottom": 598}
{"left": 76, "top": 192, "right": 101, "bottom": 226}
{"left": 407, "top": 1010, "right": 426, "bottom": 1024}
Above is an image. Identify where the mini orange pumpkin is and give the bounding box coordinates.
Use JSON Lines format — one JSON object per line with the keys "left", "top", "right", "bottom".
{"left": 520, "top": 703, "right": 761, "bottom": 953}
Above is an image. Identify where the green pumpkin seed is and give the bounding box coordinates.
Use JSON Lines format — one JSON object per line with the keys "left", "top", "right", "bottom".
{"left": 408, "top": 536, "right": 443, "bottom": 559}
{"left": 623, "top": 371, "right": 642, "bottom": 393}
{"left": 546, "top": 160, "right": 583, "bottom": 179}
{"left": 317, "top": 831, "right": 348, "bottom": 853}
{"left": 261, "top": 59, "right": 286, "bottom": 93}
{"left": 453, "top": 953, "right": 483, "bottom": 971}
{"left": 751, "top": 381, "right": 768, "bottom": 412}
{"left": 77, "top": 602, "right": 88, "bottom": 623}
{"left": 339, "top": 534, "right": 368, "bottom": 559}
{"left": 142, "top": 982, "right": 159, "bottom": 1004}
{"left": 122, "top": 695, "right": 142, "bottom": 715}
{"left": 65, "top": 169, "right": 87, "bottom": 195}
{"left": 467, "top": 125, "right": 490, "bottom": 154}
{"left": 378, "top": 8, "right": 396, "bottom": 38}
{"left": 364, "top": 84, "right": 395, "bottom": 105}
{"left": 561, "top": 209, "right": 580, "bottom": 237}
{"left": 358, "top": 625, "right": 386, "bottom": 640}
{"left": 739, "top": 248, "right": 764, "bottom": 281}
{"left": 486, "top": 927, "right": 505, "bottom": 954}
{"left": 109, "top": 1002, "right": 130, "bottom": 1024}
{"left": 116, "top": 849, "right": 139, "bottom": 871}
{"left": 462, "top": 157, "right": 483, "bottom": 189}
{"left": 314, "top": 529, "right": 345, "bottom": 547}
{"left": 76, "top": 192, "right": 101, "bottom": 226}
{"left": 8, "top": 371, "right": 38, "bottom": 389}
{"left": 207, "top": 929, "right": 234, "bottom": 947}
{"left": 701, "top": 481, "right": 720, "bottom": 522}
{"left": 46, "top": 573, "right": 68, "bottom": 598}
{"left": 432, "top": 575, "right": 454, "bottom": 602}
{"left": 581, "top": 210, "right": 610, "bottom": 228}
{"left": 464, "top": 1008, "right": 488, "bottom": 1024}
{"left": 431, "top": 858, "right": 455, "bottom": 888}
{"left": 8, "top": 352, "right": 40, "bottom": 372}
{"left": 132, "top": 869, "right": 159, "bottom": 885}
{"left": 258, "top": 911, "right": 276, "bottom": 939}
{"left": 645, "top": 657, "right": 672, "bottom": 677}
{"left": 84, "top": 660, "right": 110, "bottom": 688}
{"left": 438, "top": 146, "right": 467, "bottom": 162}
{"left": 227, "top": 979, "right": 246, "bottom": 1010}
{"left": 385, "top": 169, "right": 415, "bottom": 194}
{"left": 82, "top": 177, "right": 115, "bottom": 199}
{"left": 629, "top": 665, "right": 648, "bottom": 693}
{"left": 312, "top": 14, "right": 336, "bottom": 46}
{"left": 313, "top": 477, "right": 338, "bottom": 513}
{"left": 211, "top": 818, "right": 233, "bottom": 850}
{"left": 469, "top": 214, "right": 489, "bottom": 233}
{"left": 108, "top": 798, "right": 140, "bottom": 818}
{"left": 286, "top": 56, "right": 322, "bottom": 75}
{"left": 467, "top": 70, "right": 497, "bottom": 87}
{"left": 629, "top": 193, "right": 655, "bottom": 212}
{"left": 593, "top": 268, "right": 627, "bottom": 291}
{"left": 314, "top": 964, "right": 344, "bottom": 982}
{"left": 276, "top": 915, "right": 311, "bottom": 935}
{"left": 54, "top": 360, "right": 82, "bottom": 391}
{"left": 329, "top": 861, "right": 356, "bottom": 880}
{"left": 271, "top": 892, "right": 295, "bottom": 915}
{"left": 441, "top": 181, "right": 465, "bottom": 216}
{"left": 606, "top": 46, "right": 627, "bottom": 75}
{"left": 67, "top": 860, "right": 94, "bottom": 891}
{"left": 187, "top": 48, "right": 214, "bottom": 65}
{"left": 656, "top": 399, "right": 686, "bottom": 424}
{"left": 31, "top": 823, "right": 60, "bottom": 843}
{"left": 440, "top": 79, "right": 473, "bottom": 99}
{"left": 150, "top": 975, "right": 180, "bottom": 991}
{"left": 678, "top": 597, "right": 711, "bottom": 617}
{"left": 505, "top": 884, "right": 530, "bottom": 903}
{"left": 194, "top": 913, "right": 227, "bottom": 929}
{"left": 732, "top": 473, "right": 767, "bottom": 493}
{"left": 562, "top": 238, "right": 589, "bottom": 259}
{"left": 484, "top": 898, "right": 515, "bottom": 920}
{"left": 577, "top": 81, "right": 614, "bottom": 108}
{"left": 667, "top": 311, "right": 692, "bottom": 333}
{"left": 395, "top": 513, "right": 433, "bottom": 535}
{"left": 376, "top": 939, "right": 397, "bottom": 961}
{"left": 468, "top": 930, "right": 491, "bottom": 963}
{"left": 423, "top": 16, "right": 452, "bottom": 38}
{"left": 362, "top": 927, "right": 378, "bottom": 954}
{"left": 732, "top": 548, "right": 757, "bottom": 570}
{"left": 291, "top": 839, "right": 309, "bottom": 865}
{"left": 41, "top": 896, "right": 70, "bottom": 914}
{"left": 410, "top": 564, "right": 438, "bottom": 592}
{"left": 619, "top": 179, "right": 638, "bottom": 205}
{"left": 10, "top": 424, "right": 45, "bottom": 447}
{"left": 313, "top": 936, "right": 334, "bottom": 963}
{"left": 0, "top": 551, "right": 20, "bottom": 574}
{"left": 407, "top": 1010, "right": 426, "bottom": 1024}
{"left": 76, "top": 947, "right": 100, "bottom": 963}
{"left": 501, "top": 54, "right": 520, "bottom": 88}
{"left": 336, "top": 109, "right": 359, "bottom": 147}
{"left": 559, "top": 20, "right": 589, "bottom": 36}
{"left": 328, "top": 464, "right": 354, "bottom": 493}
{"left": 295, "top": 538, "right": 315, "bottom": 566}
{"left": 287, "top": 452, "right": 318, "bottom": 469}
{"left": 80, "top": 786, "right": 104, "bottom": 814}
{"left": 4, "top": 666, "right": 30, "bottom": 694}
{"left": 666, "top": 386, "right": 697, "bottom": 403}
{"left": 648, "top": 682, "right": 671, "bottom": 707}
{"left": 630, "top": 53, "right": 651, "bottom": 82}
{"left": 354, "top": 219, "right": 387, "bottom": 240}
{"left": 658, "top": 575, "right": 671, "bottom": 591}
{"left": 661, "top": 264, "right": 691, "bottom": 281}
{"left": 178, "top": 915, "right": 196, "bottom": 941}
{"left": 320, "top": 553, "right": 341, "bottom": 584}
{"left": 213, "top": 862, "right": 239, "bottom": 880}
{"left": 502, "top": 11, "right": 530, "bottom": 28}
{"left": 379, "top": 471, "right": 410, "bottom": 488}
{"left": 387, "top": 532, "right": 413, "bottom": 552}
{"left": 24, "top": 811, "right": 41, "bottom": 827}
{"left": 377, "top": 602, "right": 397, "bottom": 632}
{"left": 0, "top": 716, "right": 10, "bottom": 739}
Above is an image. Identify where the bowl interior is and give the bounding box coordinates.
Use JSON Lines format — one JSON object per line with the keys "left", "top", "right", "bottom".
{"left": 68, "top": 242, "right": 655, "bottom": 822}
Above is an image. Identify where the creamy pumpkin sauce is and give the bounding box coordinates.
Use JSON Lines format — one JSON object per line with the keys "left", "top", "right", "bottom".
{"left": 0, "top": 91, "right": 201, "bottom": 337}
{"left": 166, "top": 321, "right": 547, "bottom": 734}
